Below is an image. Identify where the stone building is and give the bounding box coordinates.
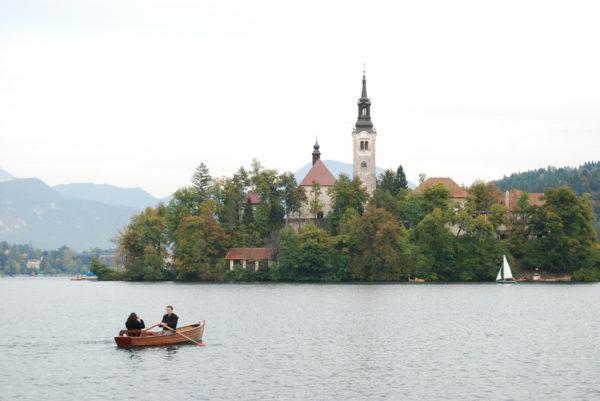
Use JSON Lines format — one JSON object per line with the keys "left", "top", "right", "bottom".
{"left": 289, "top": 141, "right": 337, "bottom": 228}
{"left": 352, "top": 70, "right": 377, "bottom": 195}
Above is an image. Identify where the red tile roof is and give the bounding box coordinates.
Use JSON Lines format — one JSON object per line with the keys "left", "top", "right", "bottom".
{"left": 414, "top": 177, "right": 469, "bottom": 199}
{"left": 225, "top": 248, "right": 274, "bottom": 260}
{"left": 501, "top": 190, "right": 545, "bottom": 210}
{"left": 300, "top": 159, "right": 337, "bottom": 186}
{"left": 247, "top": 191, "right": 261, "bottom": 205}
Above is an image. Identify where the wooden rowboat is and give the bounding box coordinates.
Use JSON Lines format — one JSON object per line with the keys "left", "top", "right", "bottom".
{"left": 114, "top": 320, "right": 206, "bottom": 348}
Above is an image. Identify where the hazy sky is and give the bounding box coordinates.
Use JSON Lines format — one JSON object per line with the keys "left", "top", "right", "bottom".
{"left": 1, "top": 0, "right": 599, "bottom": 197}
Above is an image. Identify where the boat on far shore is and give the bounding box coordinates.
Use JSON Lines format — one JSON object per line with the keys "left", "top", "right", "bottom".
{"left": 408, "top": 275, "right": 426, "bottom": 283}
{"left": 70, "top": 272, "right": 98, "bottom": 281}
{"left": 496, "top": 255, "right": 516, "bottom": 284}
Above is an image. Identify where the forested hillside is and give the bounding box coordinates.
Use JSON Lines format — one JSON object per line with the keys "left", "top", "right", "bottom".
{"left": 496, "top": 162, "right": 600, "bottom": 233}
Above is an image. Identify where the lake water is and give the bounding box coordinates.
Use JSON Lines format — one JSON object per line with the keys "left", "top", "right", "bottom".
{"left": 1, "top": 277, "right": 599, "bottom": 401}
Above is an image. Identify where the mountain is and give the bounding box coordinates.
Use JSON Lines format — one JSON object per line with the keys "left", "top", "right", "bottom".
{"left": 53, "top": 183, "right": 162, "bottom": 211}
{"left": 0, "top": 178, "right": 134, "bottom": 250}
{"left": 0, "top": 167, "right": 15, "bottom": 182}
{"left": 294, "top": 160, "right": 416, "bottom": 188}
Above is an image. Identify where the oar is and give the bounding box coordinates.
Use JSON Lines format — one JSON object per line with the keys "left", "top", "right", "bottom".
{"left": 163, "top": 325, "right": 205, "bottom": 347}
{"left": 142, "top": 323, "right": 161, "bottom": 332}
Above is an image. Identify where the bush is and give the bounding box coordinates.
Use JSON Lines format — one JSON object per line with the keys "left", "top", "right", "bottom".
{"left": 572, "top": 268, "right": 600, "bottom": 282}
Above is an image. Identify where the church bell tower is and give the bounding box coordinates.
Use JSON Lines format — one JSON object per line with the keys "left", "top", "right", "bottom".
{"left": 352, "top": 69, "right": 377, "bottom": 194}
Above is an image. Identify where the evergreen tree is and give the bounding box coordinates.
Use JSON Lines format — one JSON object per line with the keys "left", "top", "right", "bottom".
{"left": 191, "top": 162, "right": 212, "bottom": 203}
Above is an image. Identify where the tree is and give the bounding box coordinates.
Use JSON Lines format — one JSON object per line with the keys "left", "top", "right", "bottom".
{"left": 328, "top": 174, "right": 369, "bottom": 233}
{"left": 413, "top": 208, "right": 456, "bottom": 280}
{"left": 526, "top": 187, "right": 597, "bottom": 272}
{"left": 347, "top": 207, "right": 412, "bottom": 281}
{"left": 276, "top": 225, "right": 336, "bottom": 281}
{"left": 280, "top": 172, "right": 306, "bottom": 225}
{"left": 116, "top": 206, "right": 169, "bottom": 280}
{"left": 455, "top": 215, "right": 503, "bottom": 281}
{"left": 166, "top": 186, "right": 202, "bottom": 236}
{"left": 468, "top": 180, "right": 502, "bottom": 212}
{"left": 191, "top": 162, "right": 212, "bottom": 203}
{"left": 308, "top": 182, "right": 324, "bottom": 222}
{"left": 377, "top": 169, "right": 397, "bottom": 195}
{"left": 395, "top": 165, "right": 408, "bottom": 191}
{"left": 251, "top": 167, "right": 285, "bottom": 237}
{"left": 422, "top": 184, "right": 450, "bottom": 215}
{"left": 172, "top": 203, "right": 229, "bottom": 281}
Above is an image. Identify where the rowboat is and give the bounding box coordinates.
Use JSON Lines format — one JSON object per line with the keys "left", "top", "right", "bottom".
{"left": 114, "top": 320, "right": 206, "bottom": 348}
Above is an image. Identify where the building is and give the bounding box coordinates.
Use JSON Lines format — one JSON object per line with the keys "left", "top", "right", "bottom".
{"left": 26, "top": 259, "right": 41, "bottom": 270}
{"left": 352, "top": 70, "right": 377, "bottom": 195}
{"left": 290, "top": 141, "right": 337, "bottom": 227}
{"left": 414, "top": 177, "right": 469, "bottom": 206}
{"left": 500, "top": 189, "right": 545, "bottom": 211}
{"left": 225, "top": 247, "right": 274, "bottom": 271}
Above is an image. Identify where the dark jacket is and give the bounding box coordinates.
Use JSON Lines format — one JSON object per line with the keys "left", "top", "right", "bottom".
{"left": 125, "top": 318, "right": 145, "bottom": 331}
{"left": 161, "top": 313, "right": 179, "bottom": 330}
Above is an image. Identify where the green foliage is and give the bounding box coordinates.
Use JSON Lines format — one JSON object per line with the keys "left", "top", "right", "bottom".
{"left": 455, "top": 216, "right": 503, "bottom": 281}
{"left": 191, "top": 162, "right": 212, "bottom": 203}
{"left": 347, "top": 207, "right": 412, "bottom": 281}
{"left": 116, "top": 206, "right": 170, "bottom": 281}
{"left": 495, "top": 161, "right": 600, "bottom": 235}
{"left": 0, "top": 242, "right": 90, "bottom": 275}
{"left": 413, "top": 208, "right": 457, "bottom": 280}
{"left": 328, "top": 174, "right": 369, "bottom": 233}
{"left": 398, "top": 185, "right": 449, "bottom": 228}
{"left": 468, "top": 180, "right": 502, "bottom": 211}
{"left": 572, "top": 267, "right": 600, "bottom": 281}
{"left": 280, "top": 172, "right": 306, "bottom": 223}
{"left": 525, "top": 187, "right": 597, "bottom": 272}
{"left": 172, "top": 206, "right": 229, "bottom": 281}
{"left": 276, "top": 225, "right": 337, "bottom": 281}
{"left": 377, "top": 165, "right": 408, "bottom": 196}
{"left": 90, "top": 257, "right": 124, "bottom": 280}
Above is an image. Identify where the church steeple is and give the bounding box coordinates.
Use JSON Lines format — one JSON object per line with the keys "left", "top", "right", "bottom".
{"left": 312, "top": 140, "right": 321, "bottom": 165}
{"left": 355, "top": 68, "right": 374, "bottom": 132}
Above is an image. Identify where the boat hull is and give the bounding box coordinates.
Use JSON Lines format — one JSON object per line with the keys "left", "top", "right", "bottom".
{"left": 114, "top": 321, "right": 206, "bottom": 348}
{"left": 496, "top": 280, "right": 516, "bottom": 284}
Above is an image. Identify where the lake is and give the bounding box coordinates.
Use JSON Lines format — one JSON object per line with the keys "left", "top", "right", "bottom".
{"left": 1, "top": 277, "right": 599, "bottom": 401}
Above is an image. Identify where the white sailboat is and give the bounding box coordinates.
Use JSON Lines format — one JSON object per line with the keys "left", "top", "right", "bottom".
{"left": 496, "top": 255, "right": 515, "bottom": 283}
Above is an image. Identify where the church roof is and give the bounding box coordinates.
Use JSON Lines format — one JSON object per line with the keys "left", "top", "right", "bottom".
{"left": 225, "top": 248, "right": 273, "bottom": 261}
{"left": 300, "top": 159, "right": 337, "bottom": 187}
{"left": 414, "top": 177, "right": 468, "bottom": 199}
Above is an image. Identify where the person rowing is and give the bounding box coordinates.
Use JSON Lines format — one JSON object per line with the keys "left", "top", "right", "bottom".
{"left": 158, "top": 305, "right": 179, "bottom": 335}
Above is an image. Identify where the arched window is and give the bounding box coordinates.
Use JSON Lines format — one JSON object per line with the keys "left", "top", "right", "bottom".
{"left": 362, "top": 108, "right": 367, "bottom": 116}
{"left": 364, "top": 141, "right": 369, "bottom": 150}
{"left": 361, "top": 161, "right": 367, "bottom": 168}
{"left": 360, "top": 141, "right": 364, "bottom": 150}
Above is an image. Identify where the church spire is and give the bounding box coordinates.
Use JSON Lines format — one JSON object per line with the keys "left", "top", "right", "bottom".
{"left": 312, "top": 139, "right": 321, "bottom": 165}
{"left": 355, "top": 68, "right": 373, "bottom": 132}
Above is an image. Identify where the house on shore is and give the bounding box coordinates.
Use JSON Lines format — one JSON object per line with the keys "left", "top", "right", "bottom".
{"left": 225, "top": 247, "right": 274, "bottom": 271}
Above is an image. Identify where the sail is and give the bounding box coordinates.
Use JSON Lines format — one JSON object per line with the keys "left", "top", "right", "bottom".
{"left": 496, "top": 267, "right": 503, "bottom": 281}
{"left": 502, "top": 255, "right": 513, "bottom": 280}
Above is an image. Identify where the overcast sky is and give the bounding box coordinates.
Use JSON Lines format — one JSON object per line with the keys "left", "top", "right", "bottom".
{"left": 1, "top": 0, "right": 599, "bottom": 197}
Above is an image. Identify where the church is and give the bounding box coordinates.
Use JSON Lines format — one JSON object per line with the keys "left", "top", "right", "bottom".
{"left": 291, "top": 70, "right": 378, "bottom": 225}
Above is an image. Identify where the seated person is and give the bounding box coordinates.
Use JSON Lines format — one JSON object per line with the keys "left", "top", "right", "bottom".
{"left": 159, "top": 305, "right": 179, "bottom": 334}
{"left": 125, "top": 313, "right": 145, "bottom": 336}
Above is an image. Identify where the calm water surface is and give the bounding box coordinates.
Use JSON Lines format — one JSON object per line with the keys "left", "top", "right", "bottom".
{"left": 1, "top": 277, "right": 599, "bottom": 401}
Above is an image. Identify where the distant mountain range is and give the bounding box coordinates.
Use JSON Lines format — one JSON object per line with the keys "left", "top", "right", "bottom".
{"left": 0, "top": 167, "right": 15, "bottom": 182}
{"left": 0, "top": 167, "right": 165, "bottom": 250}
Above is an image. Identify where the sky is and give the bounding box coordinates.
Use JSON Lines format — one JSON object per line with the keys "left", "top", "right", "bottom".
{"left": 1, "top": 0, "right": 599, "bottom": 198}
